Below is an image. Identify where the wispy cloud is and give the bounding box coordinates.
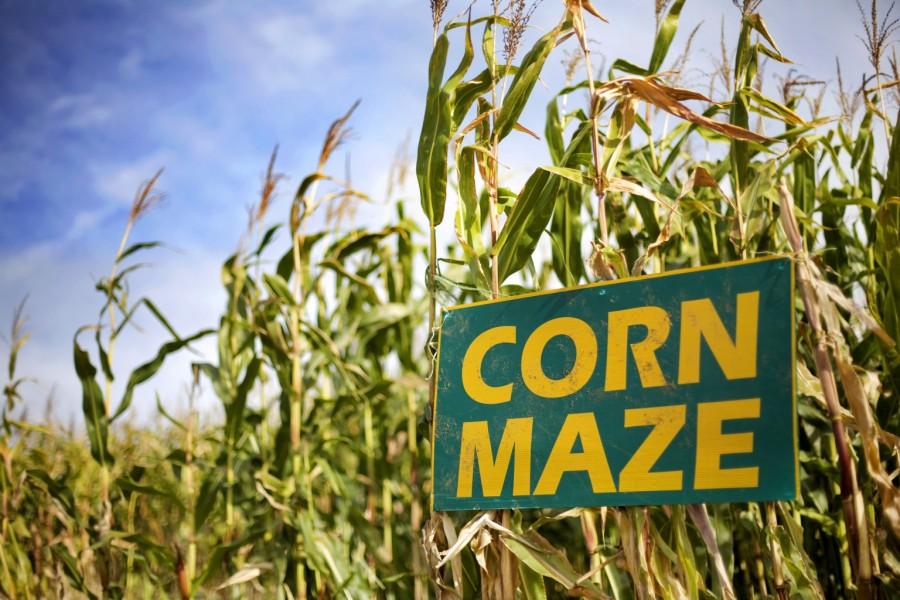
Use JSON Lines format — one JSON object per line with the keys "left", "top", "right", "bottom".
{"left": 90, "top": 151, "right": 172, "bottom": 205}
{"left": 47, "top": 93, "right": 113, "bottom": 129}
{"left": 178, "top": 3, "right": 335, "bottom": 94}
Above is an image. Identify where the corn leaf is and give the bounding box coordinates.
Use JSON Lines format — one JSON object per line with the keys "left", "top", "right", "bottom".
{"left": 495, "top": 23, "right": 566, "bottom": 141}
{"left": 493, "top": 168, "right": 564, "bottom": 283}
{"left": 648, "top": 0, "right": 687, "bottom": 73}
{"left": 74, "top": 334, "right": 112, "bottom": 466}
{"left": 112, "top": 328, "right": 215, "bottom": 422}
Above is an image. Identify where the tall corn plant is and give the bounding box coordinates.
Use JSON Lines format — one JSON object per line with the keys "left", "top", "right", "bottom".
{"left": 417, "top": 1, "right": 900, "bottom": 598}
{"left": 2, "top": 109, "right": 432, "bottom": 596}
{"left": 173, "top": 109, "right": 431, "bottom": 597}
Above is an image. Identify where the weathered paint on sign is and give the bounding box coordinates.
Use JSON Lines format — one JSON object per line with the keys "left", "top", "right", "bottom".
{"left": 431, "top": 256, "right": 796, "bottom": 511}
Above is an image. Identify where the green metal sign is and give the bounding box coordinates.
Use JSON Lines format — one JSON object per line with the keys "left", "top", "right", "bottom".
{"left": 432, "top": 257, "right": 796, "bottom": 511}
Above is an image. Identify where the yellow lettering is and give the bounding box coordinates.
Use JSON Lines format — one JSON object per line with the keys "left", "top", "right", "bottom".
{"left": 694, "top": 398, "right": 760, "bottom": 489}
{"left": 456, "top": 418, "right": 532, "bottom": 497}
{"left": 534, "top": 413, "right": 615, "bottom": 495}
{"left": 619, "top": 405, "right": 685, "bottom": 492}
{"left": 521, "top": 317, "right": 597, "bottom": 398}
{"left": 462, "top": 326, "right": 516, "bottom": 404}
{"left": 678, "top": 292, "right": 759, "bottom": 384}
{"left": 605, "top": 306, "right": 670, "bottom": 391}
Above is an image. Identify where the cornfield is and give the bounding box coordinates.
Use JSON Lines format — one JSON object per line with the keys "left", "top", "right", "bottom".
{"left": 3, "top": 0, "right": 900, "bottom": 597}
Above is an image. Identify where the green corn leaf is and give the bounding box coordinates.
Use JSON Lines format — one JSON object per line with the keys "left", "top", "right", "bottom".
{"left": 359, "top": 302, "right": 413, "bottom": 332}
{"left": 550, "top": 182, "right": 585, "bottom": 287}
{"left": 561, "top": 119, "right": 595, "bottom": 168}
{"left": 493, "top": 167, "right": 563, "bottom": 283}
{"left": 858, "top": 114, "right": 875, "bottom": 205}
{"left": 226, "top": 356, "right": 260, "bottom": 444}
{"left": 156, "top": 392, "right": 186, "bottom": 431}
{"left": 454, "top": 67, "right": 518, "bottom": 129}
{"left": 482, "top": 19, "right": 497, "bottom": 77}
{"left": 610, "top": 57, "right": 649, "bottom": 76}
{"left": 195, "top": 530, "right": 265, "bottom": 586}
{"left": 114, "top": 297, "right": 185, "bottom": 341}
{"left": 755, "top": 41, "right": 791, "bottom": 64}
{"left": 775, "top": 503, "right": 825, "bottom": 597}
{"left": 296, "top": 172, "right": 329, "bottom": 204}
{"left": 252, "top": 224, "right": 281, "bottom": 257}
{"left": 74, "top": 333, "right": 112, "bottom": 466}
{"left": 792, "top": 143, "right": 816, "bottom": 217}
{"left": 494, "top": 23, "right": 565, "bottom": 142}
{"left": 277, "top": 231, "right": 327, "bottom": 280}
{"left": 53, "top": 545, "right": 96, "bottom": 598}
{"left": 102, "top": 263, "right": 146, "bottom": 299}
{"left": 852, "top": 110, "right": 873, "bottom": 165}
{"left": 557, "top": 81, "right": 590, "bottom": 97}
{"left": 601, "top": 101, "right": 636, "bottom": 179}
{"left": 263, "top": 273, "right": 296, "bottom": 306}
{"left": 299, "top": 320, "right": 363, "bottom": 390}
{"left": 883, "top": 106, "right": 900, "bottom": 200}
{"left": 117, "top": 241, "right": 162, "bottom": 263}
{"left": 297, "top": 513, "right": 366, "bottom": 598}
{"left": 112, "top": 328, "right": 215, "bottom": 422}
{"left": 545, "top": 97, "right": 565, "bottom": 165}
{"left": 416, "top": 33, "right": 450, "bottom": 226}
{"left": 648, "top": 0, "right": 686, "bottom": 73}
{"left": 740, "top": 87, "right": 805, "bottom": 125}
{"left": 543, "top": 165, "right": 590, "bottom": 186}
{"left": 330, "top": 226, "right": 409, "bottom": 261}
{"left": 319, "top": 258, "right": 380, "bottom": 303}
{"left": 446, "top": 14, "right": 511, "bottom": 31}
{"left": 455, "top": 146, "right": 486, "bottom": 259}
{"left": 733, "top": 16, "right": 754, "bottom": 84}
{"left": 487, "top": 186, "right": 518, "bottom": 219}
{"left": 729, "top": 107, "right": 751, "bottom": 197}
{"left": 195, "top": 361, "right": 230, "bottom": 404}
{"left": 500, "top": 529, "right": 605, "bottom": 598}
{"left": 94, "top": 328, "right": 114, "bottom": 383}
{"left": 668, "top": 506, "right": 701, "bottom": 599}
{"left": 729, "top": 13, "right": 755, "bottom": 195}
{"left": 875, "top": 110, "right": 900, "bottom": 347}
{"left": 194, "top": 469, "right": 224, "bottom": 532}
{"left": 26, "top": 468, "right": 77, "bottom": 519}
{"left": 518, "top": 560, "right": 548, "bottom": 600}
{"left": 114, "top": 532, "right": 176, "bottom": 569}
{"left": 446, "top": 16, "right": 475, "bottom": 90}
{"left": 417, "top": 19, "right": 475, "bottom": 227}
{"left": 115, "top": 476, "right": 181, "bottom": 504}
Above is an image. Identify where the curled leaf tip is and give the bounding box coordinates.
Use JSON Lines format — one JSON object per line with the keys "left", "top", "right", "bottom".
{"left": 566, "top": 0, "right": 608, "bottom": 22}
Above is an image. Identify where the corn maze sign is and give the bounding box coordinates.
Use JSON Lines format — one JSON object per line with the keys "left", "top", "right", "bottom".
{"left": 432, "top": 257, "right": 797, "bottom": 511}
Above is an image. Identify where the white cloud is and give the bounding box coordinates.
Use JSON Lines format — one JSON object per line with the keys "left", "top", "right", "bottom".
{"left": 313, "top": 0, "right": 417, "bottom": 20}
{"left": 254, "top": 14, "right": 331, "bottom": 66}
{"left": 0, "top": 241, "right": 55, "bottom": 287}
{"left": 190, "top": 6, "right": 335, "bottom": 95}
{"left": 90, "top": 151, "right": 172, "bottom": 205}
{"left": 47, "top": 93, "right": 112, "bottom": 129}
{"left": 65, "top": 210, "right": 106, "bottom": 242}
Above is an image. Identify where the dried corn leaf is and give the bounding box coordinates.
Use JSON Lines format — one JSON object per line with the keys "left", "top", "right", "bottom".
{"left": 595, "top": 77, "right": 770, "bottom": 143}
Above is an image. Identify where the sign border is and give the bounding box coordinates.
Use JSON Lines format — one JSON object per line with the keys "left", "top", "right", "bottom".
{"left": 430, "top": 254, "right": 798, "bottom": 511}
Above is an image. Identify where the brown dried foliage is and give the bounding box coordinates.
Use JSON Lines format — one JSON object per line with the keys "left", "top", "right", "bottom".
{"left": 128, "top": 169, "right": 165, "bottom": 224}
{"left": 503, "top": 0, "right": 543, "bottom": 63}
{"left": 856, "top": 0, "right": 900, "bottom": 73}
{"left": 318, "top": 99, "right": 360, "bottom": 171}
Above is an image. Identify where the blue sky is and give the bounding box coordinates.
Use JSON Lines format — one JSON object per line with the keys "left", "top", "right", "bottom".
{"left": 0, "top": 0, "right": 882, "bottom": 423}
